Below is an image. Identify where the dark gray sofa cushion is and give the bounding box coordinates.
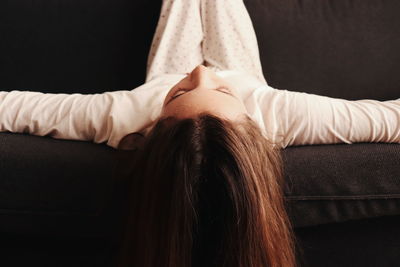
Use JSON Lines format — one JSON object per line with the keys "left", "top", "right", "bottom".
{"left": 295, "top": 215, "right": 400, "bottom": 267}
{"left": 1, "top": 132, "right": 399, "bottom": 233}
{"left": 0, "top": 132, "right": 119, "bottom": 237}
{"left": 282, "top": 143, "right": 400, "bottom": 227}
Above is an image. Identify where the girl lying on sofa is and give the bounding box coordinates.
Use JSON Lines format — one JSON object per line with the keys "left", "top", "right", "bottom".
{"left": 0, "top": 0, "right": 399, "bottom": 266}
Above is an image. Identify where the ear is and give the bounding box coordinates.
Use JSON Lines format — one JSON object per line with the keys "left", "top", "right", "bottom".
{"left": 117, "top": 132, "right": 145, "bottom": 151}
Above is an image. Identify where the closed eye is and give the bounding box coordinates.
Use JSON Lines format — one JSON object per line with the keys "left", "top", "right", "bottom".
{"left": 167, "top": 86, "right": 235, "bottom": 106}
{"left": 215, "top": 87, "right": 233, "bottom": 95}
{"left": 173, "top": 87, "right": 231, "bottom": 98}
{"left": 171, "top": 89, "right": 189, "bottom": 99}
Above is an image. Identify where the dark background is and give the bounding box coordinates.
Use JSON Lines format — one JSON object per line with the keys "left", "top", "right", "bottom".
{"left": 0, "top": 0, "right": 162, "bottom": 94}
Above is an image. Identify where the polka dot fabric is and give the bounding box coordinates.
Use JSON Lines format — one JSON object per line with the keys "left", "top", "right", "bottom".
{"left": 146, "top": 0, "right": 204, "bottom": 82}
{"left": 146, "top": 0, "right": 267, "bottom": 84}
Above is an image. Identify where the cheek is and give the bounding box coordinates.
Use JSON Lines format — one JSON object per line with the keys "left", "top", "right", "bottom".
{"left": 163, "top": 86, "right": 179, "bottom": 105}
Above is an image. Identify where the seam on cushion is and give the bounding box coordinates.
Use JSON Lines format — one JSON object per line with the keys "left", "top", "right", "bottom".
{"left": 285, "top": 194, "right": 400, "bottom": 201}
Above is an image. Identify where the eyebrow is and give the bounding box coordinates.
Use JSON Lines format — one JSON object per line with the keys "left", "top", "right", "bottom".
{"left": 165, "top": 87, "right": 238, "bottom": 106}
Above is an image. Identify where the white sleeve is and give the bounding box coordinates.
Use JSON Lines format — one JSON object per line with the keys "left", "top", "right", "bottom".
{"left": 0, "top": 83, "right": 168, "bottom": 149}
{"left": 0, "top": 91, "right": 123, "bottom": 149}
{"left": 254, "top": 87, "right": 400, "bottom": 148}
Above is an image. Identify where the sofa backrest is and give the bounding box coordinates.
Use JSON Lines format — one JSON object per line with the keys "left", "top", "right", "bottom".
{"left": 0, "top": 0, "right": 162, "bottom": 94}
{"left": 245, "top": 0, "right": 400, "bottom": 100}
{"left": 0, "top": 0, "right": 398, "bottom": 100}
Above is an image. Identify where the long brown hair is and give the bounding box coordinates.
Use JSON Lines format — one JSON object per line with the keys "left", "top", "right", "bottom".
{"left": 115, "top": 113, "right": 297, "bottom": 267}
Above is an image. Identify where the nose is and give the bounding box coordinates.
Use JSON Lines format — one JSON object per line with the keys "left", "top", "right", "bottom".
{"left": 189, "top": 65, "right": 212, "bottom": 86}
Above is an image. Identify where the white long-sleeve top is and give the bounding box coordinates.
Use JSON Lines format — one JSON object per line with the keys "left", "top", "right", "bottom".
{"left": 1, "top": 70, "right": 399, "bottom": 149}
{"left": 1, "top": 0, "right": 399, "bottom": 149}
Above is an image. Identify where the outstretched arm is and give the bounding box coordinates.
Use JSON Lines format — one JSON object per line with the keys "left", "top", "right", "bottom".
{"left": 0, "top": 77, "right": 174, "bottom": 149}
{"left": 0, "top": 91, "right": 125, "bottom": 149}
{"left": 254, "top": 87, "right": 400, "bottom": 148}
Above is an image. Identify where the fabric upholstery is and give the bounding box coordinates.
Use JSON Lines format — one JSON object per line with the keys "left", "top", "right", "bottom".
{"left": 1, "top": 132, "right": 399, "bottom": 233}
{"left": 0, "top": 132, "right": 119, "bottom": 237}
{"left": 0, "top": 0, "right": 399, "bottom": 266}
{"left": 282, "top": 143, "right": 400, "bottom": 227}
{"left": 295, "top": 215, "right": 400, "bottom": 267}
{"left": 0, "top": 0, "right": 162, "bottom": 93}
{"left": 244, "top": 0, "right": 400, "bottom": 100}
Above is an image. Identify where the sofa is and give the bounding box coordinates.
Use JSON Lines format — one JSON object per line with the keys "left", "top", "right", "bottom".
{"left": 0, "top": 0, "right": 399, "bottom": 266}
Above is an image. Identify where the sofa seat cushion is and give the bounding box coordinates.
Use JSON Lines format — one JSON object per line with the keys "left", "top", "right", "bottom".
{"left": 0, "top": 132, "right": 123, "bottom": 238}
{"left": 283, "top": 143, "right": 400, "bottom": 227}
{"left": 295, "top": 215, "right": 400, "bottom": 267}
{"left": 1, "top": 132, "right": 399, "bottom": 233}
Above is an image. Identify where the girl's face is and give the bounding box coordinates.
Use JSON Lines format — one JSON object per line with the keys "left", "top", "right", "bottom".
{"left": 160, "top": 65, "right": 248, "bottom": 121}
